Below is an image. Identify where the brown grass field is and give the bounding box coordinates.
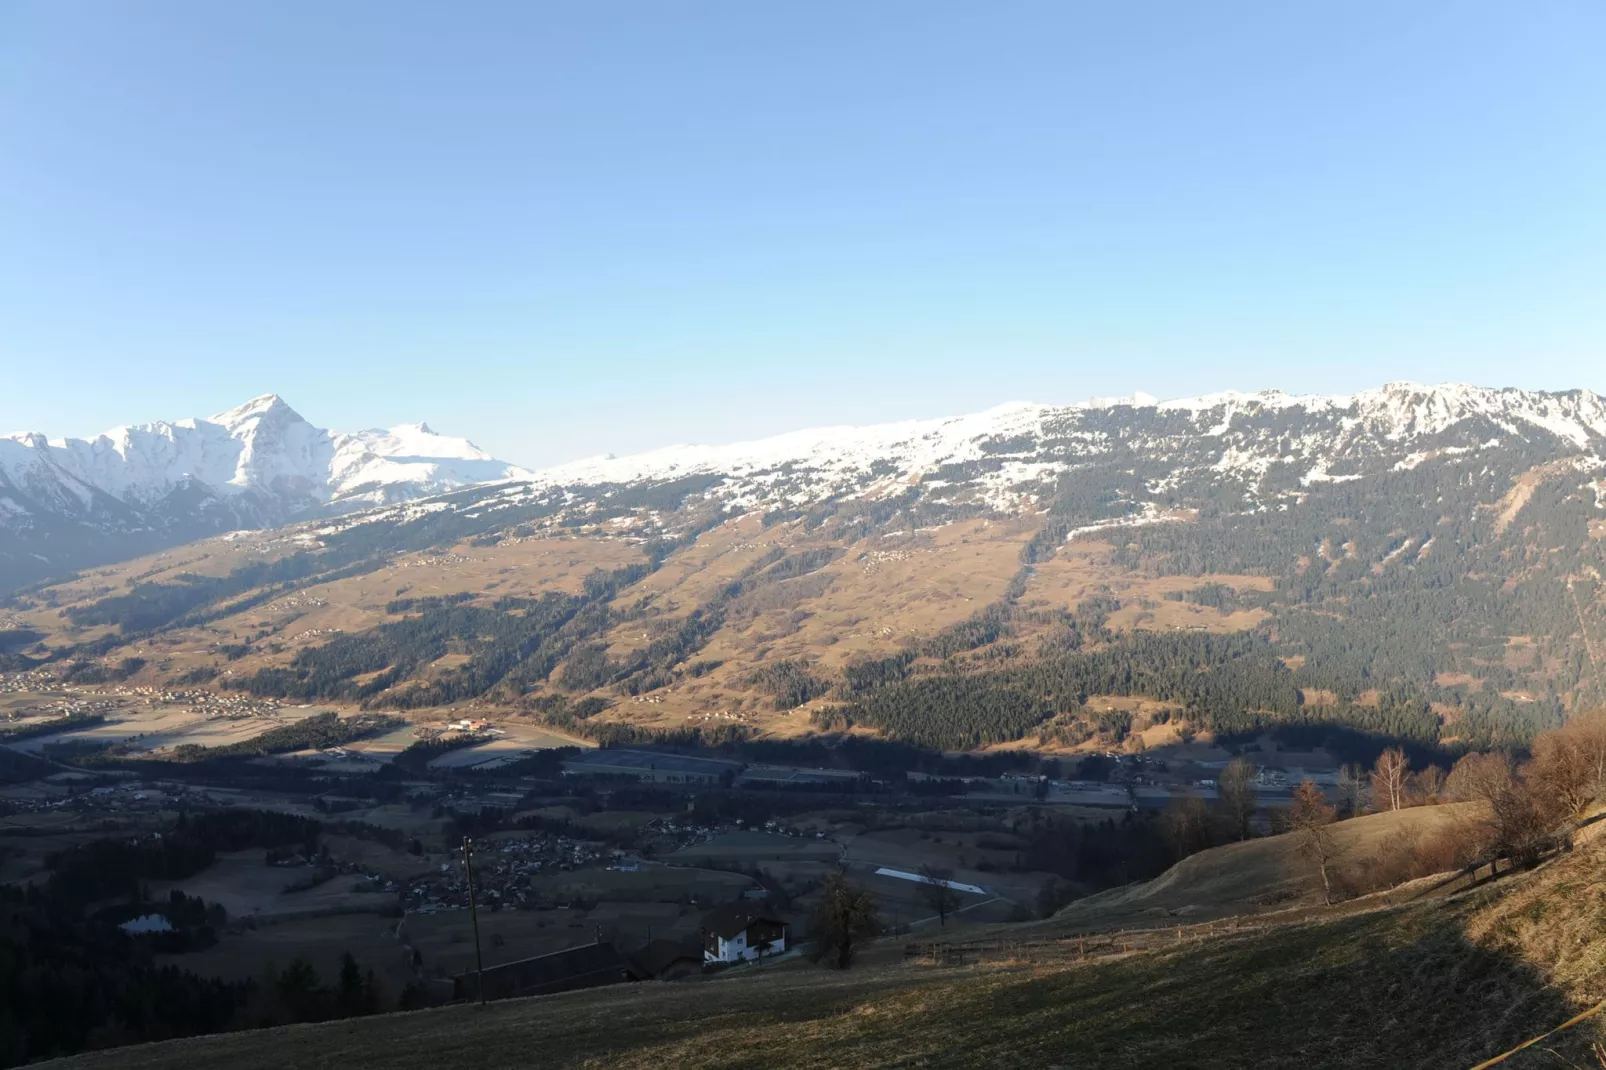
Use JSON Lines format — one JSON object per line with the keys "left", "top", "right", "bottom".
{"left": 0, "top": 504, "right": 1460, "bottom": 745}
{"left": 8, "top": 512, "right": 1233, "bottom": 740}
{"left": 6, "top": 703, "right": 336, "bottom": 756}
{"left": 524, "top": 865, "right": 755, "bottom": 907}
{"left": 165, "top": 902, "right": 708, "bottom": 995}
{"left": 15, "top": 503, "right": 1598, "bottom": 750}
{"left": 144, "top": 850, "right": 399, "bottom": 920}
{"left": 1021, "top": 540, "right": 1273, "bottom": 633}
{"left": 1045, "top": 804, "right": 1481, "bottom": 931}
{"left": 668, "top": 830, "right": 842, "bottom": 865}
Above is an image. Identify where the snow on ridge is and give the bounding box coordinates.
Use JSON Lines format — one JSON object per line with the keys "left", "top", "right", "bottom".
{"left": 527, "top": 400, "right": 1053, "bottom": 489}
{"left": 0, "top": 396, "right": 529, "bottom": 520}
{"left": 1155, "top": 387, "right": 1351, "bottom": 415}
{"left": 521, "top": 382, "right": 1606, "bottom": 496}
{"left": 209, "top": 392, "right": 299, "bottom": 429}
{"left": 1076, "top": 391, "right": 1160, "bottom": 409}
{"left": 1124, "top": 381, "right": 1606, "bottom": 443}
{"left": 10, "top": 381, "right": 1606, "bottom": 545}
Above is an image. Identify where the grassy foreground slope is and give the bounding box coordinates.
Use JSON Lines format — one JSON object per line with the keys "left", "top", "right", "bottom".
{"left": 1045, "top": 803, "right": 1480, "bottom": 931}
{"left": 43, "top": 821, "right": 1606, "bottom": 1070}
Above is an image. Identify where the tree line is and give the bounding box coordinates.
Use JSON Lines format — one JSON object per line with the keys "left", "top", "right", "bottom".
{"left": 44, "top": 809, "right": 323, "bottom": 910}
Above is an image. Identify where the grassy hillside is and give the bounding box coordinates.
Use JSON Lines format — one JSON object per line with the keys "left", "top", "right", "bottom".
{"left": 41, "top": 818, "right": 1606, "bottom": 1070}
{"left": 1045, "top": 803, "right": 1479, "bottom": 931}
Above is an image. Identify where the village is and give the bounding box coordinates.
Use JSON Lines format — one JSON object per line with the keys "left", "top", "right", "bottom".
{"left": 0, "top": 669, "right": 1356, "bottom": 1021}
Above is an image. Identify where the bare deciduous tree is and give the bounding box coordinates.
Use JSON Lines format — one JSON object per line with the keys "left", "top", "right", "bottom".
{"left": 810, "top": 872, "right": 881, "bottom": 969}
{"left": 1408, "top": 764, "right": 1445, "bottom": 806}
{"left": 1336, "top": 763, "right": 1368, "bottom": 817}
{"left": 1529, "top": 710, "right": 1606, "bottom": 819}
{"left": 1577, "top": 709, "right": 1606, "bottom": 787}
{"left": 1217, "top": 756, "right": 1259, "bottom": 841}
{"left": 1287, "top": 779, "right": 1339, "bottom": 905}
{"left": 1446, "top": 751, "right": 1563, "bottom": 870}
{"left": 916, "top": 865, "right": 961, "bottom": 927}
{"left": 1371, "top": 748, "right": 1410, "bottom": 812}
{"left": 1445, "top": 750, "right": 1512, "bottom": 806}
{"left": 1160, "top": 790, "right": 1219, "bottom": 861}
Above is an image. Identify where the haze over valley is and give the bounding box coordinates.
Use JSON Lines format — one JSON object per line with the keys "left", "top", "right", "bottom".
{"left": 7, "top": 378, "right": 1606, "bottom": 1070}
{"left": 7, "top": 2, "right": 1606, "bottom": 1066}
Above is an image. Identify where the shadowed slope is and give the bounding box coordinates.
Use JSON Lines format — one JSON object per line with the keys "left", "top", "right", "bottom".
{"left": 41, "top": 827, "right": 1606, "bottom": 1070}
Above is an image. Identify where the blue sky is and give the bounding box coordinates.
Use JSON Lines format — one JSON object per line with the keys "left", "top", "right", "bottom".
{"left": 3, "top": 1, "right": 1603, "bottom": 467}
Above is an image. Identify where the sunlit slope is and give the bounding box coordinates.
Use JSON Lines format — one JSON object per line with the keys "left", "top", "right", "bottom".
{"left": 10, "top": 377, "right": 1606, "bottom": 751}
{"left": 1042, "top": 804, "right": 1479, "bottom": 931}
{"left": 9, "top": 513, "right": 1176, "bottom": 737}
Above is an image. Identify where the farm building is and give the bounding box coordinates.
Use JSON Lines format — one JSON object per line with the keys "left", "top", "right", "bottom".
{"left": 631, "top": 937, "right": 705, "bottom": 981}
{"left": 453, "top": 940, "right": 642, "bottom": 1002}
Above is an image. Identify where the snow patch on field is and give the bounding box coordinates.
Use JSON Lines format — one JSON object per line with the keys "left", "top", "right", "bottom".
{"left": 873, "top": 868, "right": 987, "bottom": 895}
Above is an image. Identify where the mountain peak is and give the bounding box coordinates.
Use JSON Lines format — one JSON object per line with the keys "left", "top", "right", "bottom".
{"left": 210, "top": 393, "right": 303, "bottom": 429}
{"left": 0, "top": 396, "right": 531, "bottom": 580}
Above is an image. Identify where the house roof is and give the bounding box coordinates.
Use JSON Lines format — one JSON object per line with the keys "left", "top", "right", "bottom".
{"left": 701, "top": 903, "right": 785, "bottom": 940}
{"left": 631, "top": 937, "right": 703, "bottom": 977}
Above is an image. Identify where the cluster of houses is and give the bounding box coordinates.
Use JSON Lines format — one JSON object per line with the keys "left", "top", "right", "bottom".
{"left": 3, "top": 674, "right": 303, "bottom": 723}
{"left": 1, "top": 693, "right": 121, "bottom": 720}
{"left": 403, "top": 833, "right": 613, "bottom": 914}
{"left": 1, "top": 776, "right": 207, "bottom": 815}
{"left": 15, "top": 682, "right": 282, "bottom": 721}
{"left": 161, "top": 689, "right": 283, "bottom": 719}
{"left": 0, "top": 670, "right": 63, "bottom": 695}
{"left": 641, "top": 816, "right": 724, "bottom": 850}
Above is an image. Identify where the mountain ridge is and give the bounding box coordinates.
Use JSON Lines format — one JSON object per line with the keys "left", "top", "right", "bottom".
{"left": 525, "top": 381, "right": 1606, "bottom": 481}
{"left": 0, "top": 394, "right": 531, "bottom": 590}
{"left": 338, "top": 380, "right": 1606, "bottom": 540}
{"left": 6, "top": 378, "right": 1606, "bottom": 758}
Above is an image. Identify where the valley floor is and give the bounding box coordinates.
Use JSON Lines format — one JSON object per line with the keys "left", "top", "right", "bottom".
{"left": 41, "top": 836, "right": 1606, "bottom": 1070}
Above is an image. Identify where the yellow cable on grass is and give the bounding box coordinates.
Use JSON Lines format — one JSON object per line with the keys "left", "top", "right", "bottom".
{"left": 1467, "top": 1000, "right": 1606, "bottom": 1069}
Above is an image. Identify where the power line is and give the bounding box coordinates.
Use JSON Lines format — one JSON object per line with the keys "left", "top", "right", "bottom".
{"left": 462, "top": 837, "right": 486, "bottom": 1006}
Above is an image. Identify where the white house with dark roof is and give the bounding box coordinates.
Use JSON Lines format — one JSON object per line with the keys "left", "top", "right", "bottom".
{"left": 701, "top": 903, "right": 788, "bottom": 964}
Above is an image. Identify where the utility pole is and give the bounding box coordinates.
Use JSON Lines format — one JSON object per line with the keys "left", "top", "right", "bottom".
{"left": 462, "top": 837, "right": 485, "bottom": 1005}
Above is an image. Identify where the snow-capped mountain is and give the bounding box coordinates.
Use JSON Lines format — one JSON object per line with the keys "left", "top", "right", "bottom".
{"left": 347, "top": 381, "right": 1606, "bottom": 535}
{"left": 7, "top": 381, "right": 1606, "bottom": 595}
{"left": 519, "top": 381, "right": 1604, "bottom": 496}
{"left": 0, "top": 395, "right": 530, "bottom": 588}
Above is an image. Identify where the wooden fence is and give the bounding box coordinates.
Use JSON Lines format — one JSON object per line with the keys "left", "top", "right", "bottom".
{"left": 902, "top": 917, "right": 1265, "bottom": 967}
